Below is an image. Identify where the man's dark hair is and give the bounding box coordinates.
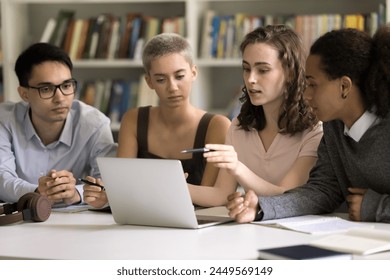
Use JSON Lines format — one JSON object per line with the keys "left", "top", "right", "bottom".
{"left": 15, "top": 42, "right": 73, "bottom": 87}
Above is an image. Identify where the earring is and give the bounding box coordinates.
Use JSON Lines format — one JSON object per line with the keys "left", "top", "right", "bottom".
{"left": 341, "top": 93, "right": 347, "bottom": 99}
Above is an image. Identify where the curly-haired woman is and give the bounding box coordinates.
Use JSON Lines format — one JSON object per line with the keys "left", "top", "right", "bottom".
{"left": 189, "top": 25, "right": 323, "bottom": 207}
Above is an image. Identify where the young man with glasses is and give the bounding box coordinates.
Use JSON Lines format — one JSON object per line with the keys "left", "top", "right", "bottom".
{"left": 0, "top": 42, "right": 117, "bottom": 205}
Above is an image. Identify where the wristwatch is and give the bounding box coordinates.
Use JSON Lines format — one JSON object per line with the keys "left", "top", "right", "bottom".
{"left": 255, "top": 204, "right": 264, "bottom": 221}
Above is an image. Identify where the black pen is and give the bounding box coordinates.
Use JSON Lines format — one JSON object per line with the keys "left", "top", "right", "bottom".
{"left": 181, "top": 147, "right": 214, "bottom": 154}
{"left": 79, "top": 178, "right": 105, "bottom": 190}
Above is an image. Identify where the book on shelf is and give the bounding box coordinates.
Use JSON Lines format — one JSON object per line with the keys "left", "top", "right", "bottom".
{"left": 143, "top": 15, "right": 161, "bottom": 45}
{"left": 216, "top": 15, "right": 227, "bottom": 59}
{"left": 92, "top": 80, "right": 106, "bottom": 111}
{"left": 40, "top": 17, "right": 57, "bottom": 43}
{"left": 118, "top": 13, "right": 141, "bottom": 59}
{"left": 258, "top": 244, "right": 352, "bottom": 260}
{"left": 62, "top": 18, "right": 75, "bottom": 54}
{"left": 133, "top": 38, "right": 145, "bottom": 61}
{"left": 231, "top": 13, "right": 246, "bottom": 58}
{"left": 49, "top": 10, "right": 75, "bottom": 47}
{"left": 161, "top": 16, "right": 185, "bottom": 35}
{"left": 112, "top": 80, "right": 139, "bottom": 123}
{"left": 76, "top": 19, "right": 91, "bottom": 60}
{"left": 366, "top": 12, "right": 379, "bottom": 36}
{"left": 310, "top": 227, "right": 390, "bottom": 255}
{"left": 119, "top": 80, "right": 139, "bottom": 121}
{"left": 302, "top": 15, "right": 316, "bottom": 51}
{"left": 128, "top": 16, "right": 143, "bottom": 59}
{"left": 254, "top": 214, "right": 373, "bottom": 235}
{"left": 107, "top": 80, "right": 124, "bottom": 125}
{"left": 79, "top": 80, "right": 110, "bottom": 113}
{"left": 263, "top": 14, "right": 273, "bottom": 26}
{"left": 68, "top": 19, "right": 85, "bottom": 61}
{"left": 118, "top": 81, "right": 131, "bottom": 121}
{"left": 200, "top": 9, "right": 215, "bottom": 59}
{"left": 210, "top": 15, "right": 220, "bottom": 58}
{"left": 119, "top": 80, "right": 140, "bottom": 121}
{"left": 79, "top": 81, "right": 96, "bottom": 106}
{"left": 96, "top": 14, "right": 115, "bottom": 59}
{"left": 100, "top": 80, "right": 113, "bottom": 115}
{"left": 161, "top": 18, "right": 175, "bottom": 33}
{"left": 107, "top": 17, "right": 121, "bottom": 59}
{"left": 81, "top": 17, "right": 97, "bottom": 59}
{"left": 378, "top": 2, "right": 387, "bottom": 26}
{"left": 224, "top": 16, "right": 235, "bottom": 59}
{"left": 78, "top": 79, "right": 140, "bottom": 122}
{"left": 87, "top": 14, "right": 106, "bottom": 59}
{"left": 106, "top": 80, "right": 137, "bottom": 123}
{"left": 344, "top": 14, "right": 365, "bottom": 30}
{"left": 176, "top": 17, "right": 186, "bottom": 37}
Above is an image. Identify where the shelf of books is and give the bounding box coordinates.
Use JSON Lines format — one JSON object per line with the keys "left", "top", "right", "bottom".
{"left": 40, "top": 9, "right": 185, "bottom": 62}
{"left": 199, "top": 11, "right": 386, "bottom": 61}
{"left": 197, "top": 0, "right": 386, "bottom": 61}
{"left": 38, "top": 6, "right": 184, "bottom": 127}
{"left": 193, "top": 0, "right": 387, "bottom": 114}
{"left": 0, "top": 0, "right": 388, "bottom": 122}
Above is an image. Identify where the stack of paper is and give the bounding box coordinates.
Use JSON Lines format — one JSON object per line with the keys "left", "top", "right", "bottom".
{"left": 254, "top": 215, "right": 373, "bottom": 234}
{"left": 310, "top": 228, "right": 390, "bottom": 255}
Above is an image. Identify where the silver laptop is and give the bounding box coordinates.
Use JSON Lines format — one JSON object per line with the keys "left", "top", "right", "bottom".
{"left": 96, "top": 157, "right": 233, "bottom": 229}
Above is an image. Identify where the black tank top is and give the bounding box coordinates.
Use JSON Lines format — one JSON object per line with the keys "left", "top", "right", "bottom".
{"left": 136, "top": 106, "right": 214, "bottom": 185}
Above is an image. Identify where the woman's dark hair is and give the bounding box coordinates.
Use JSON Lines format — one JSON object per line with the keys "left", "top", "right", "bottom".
{"left": 15, "top": 42, "right": 73, "bottom": 87}
{"left": 238, "top": 25, "right": 318, "bottom": 134}
{"left": 365, "top": 24, "right": 390, "bottom": 118}
{"left": 309, "top": 25, "right": 390, "bottom": 118}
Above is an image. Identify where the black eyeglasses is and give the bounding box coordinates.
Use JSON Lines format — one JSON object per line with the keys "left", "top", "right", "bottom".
{"left": 27, "top": 79, "right": 77, "bottom": 99}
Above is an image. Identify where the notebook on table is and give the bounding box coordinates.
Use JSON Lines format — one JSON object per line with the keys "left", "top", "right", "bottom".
{"left": 257, "top": 244, "right": 352, "bottom": 260}
{"left": 96, "top": 157, "right": 233, "bottom": 229}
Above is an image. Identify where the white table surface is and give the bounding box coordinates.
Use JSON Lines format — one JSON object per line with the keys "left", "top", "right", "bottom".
{"left": 1, "top": 211, "right": 389, "bottom": 260}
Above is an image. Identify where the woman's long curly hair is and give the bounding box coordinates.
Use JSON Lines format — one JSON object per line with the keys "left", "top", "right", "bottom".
{"left": 237, "top": 25, "right": 318, "bottom": 134}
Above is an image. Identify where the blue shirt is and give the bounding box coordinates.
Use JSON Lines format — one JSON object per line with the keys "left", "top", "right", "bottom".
{"left": 0, "top": 100, "right": 117, "bottom": 202}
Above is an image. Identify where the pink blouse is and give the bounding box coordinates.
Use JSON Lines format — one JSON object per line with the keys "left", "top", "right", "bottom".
{"left": 226, "top": 118, "right": 323, "bottom": 185}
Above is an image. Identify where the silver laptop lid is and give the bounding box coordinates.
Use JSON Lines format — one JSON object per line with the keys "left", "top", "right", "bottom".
{"left": 97, "top": 157, "right": 199, "bottom": 229}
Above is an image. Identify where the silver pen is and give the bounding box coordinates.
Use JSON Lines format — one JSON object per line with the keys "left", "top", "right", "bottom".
{"left": 180, "top": 147, "right": 214, "bottom": 154}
